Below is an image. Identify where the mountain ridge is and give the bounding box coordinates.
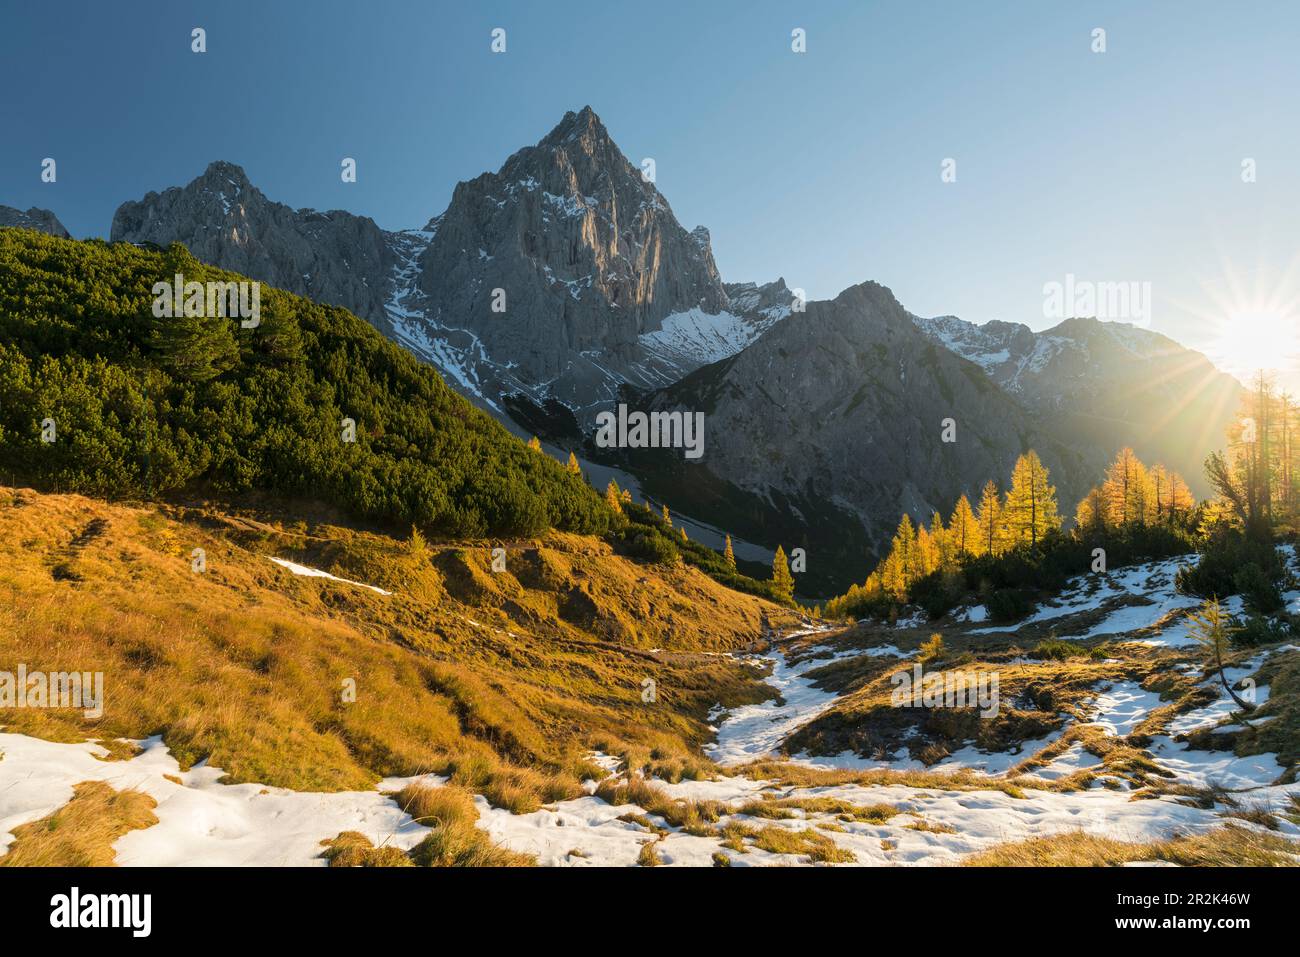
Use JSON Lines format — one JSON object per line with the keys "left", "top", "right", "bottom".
{"left": 104, "top": 107, "right": 786, "bottom": 420}
{"left": 0, "top": 205, "right": 70, "bottom": 238}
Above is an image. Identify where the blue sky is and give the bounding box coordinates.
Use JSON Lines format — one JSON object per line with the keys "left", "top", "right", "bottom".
{"left": 3, "top": 0, "right": 1298, "bottom": 383}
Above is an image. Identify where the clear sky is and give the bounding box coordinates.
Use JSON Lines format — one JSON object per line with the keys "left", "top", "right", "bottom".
{"left": 3, "top": 0, "right": 1298, "bottom": 387}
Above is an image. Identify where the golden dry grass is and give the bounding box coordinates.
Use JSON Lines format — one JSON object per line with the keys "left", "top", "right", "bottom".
{"left": 964, "top": 824, "right": 1300, "bottom": 867}
{"left": 319, "top": 831, "right": 414, "bottom": 867}
{"left": 0, "top": 488, "right": 793, "bottom": 811}
{"left": 0, "top": 781, "right": 157, "bottom": 867}
{"left": 750, "top": 825, "right": 857, "bottom": 863}
{"left": 387, "top": 780, "right": 533, "bottom": 867}
{"left": 735, "top": 760, "right": 1033, "bottom": 797}
{"left": 785, "top": 653, "right": 1160, "bottom": 769}
{"left": 636, "top": 840, "right": 663, "bottom": 867}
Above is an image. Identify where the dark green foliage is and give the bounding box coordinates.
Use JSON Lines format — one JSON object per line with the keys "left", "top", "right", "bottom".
{"left": 919, "top": 586, "right": 961, "bottom": 622}
{"left": 985, "top": 587, "right": 1034, "bottom": 623}
{"left": 0, "top": 230, "right": 609, "bottom": 540}
{"left": 1030, "top": 637, "right": 1083, "bottom": 661}
{"left": 1175, "top": 528, "right": 1284, "bottom": 605}
{"left": 620, "top": 527, "right": 680, "bottom": 565}
{"left": 1231, "top": 613, "right": 1294, "bottom": 648}
{"left": 610, "top": 502, "right": 791, "bottom": 604}
{"left": 149, "top": 298, "right": 239, "bottom": 382}
{"left": 1234, "top": 563, "right": 1285, "bottom": 614}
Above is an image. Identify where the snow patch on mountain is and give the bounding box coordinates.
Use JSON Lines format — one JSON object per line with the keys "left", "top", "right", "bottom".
{"left": 639, "top": 306, "right": 781, "bottom": 371}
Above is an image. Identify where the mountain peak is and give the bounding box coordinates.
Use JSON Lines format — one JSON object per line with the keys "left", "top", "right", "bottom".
{"left": 538, "top": 106, "right": 618, "bottom": 155}
{"left": 199, "top": 160, "right": 252, "bottom": 188}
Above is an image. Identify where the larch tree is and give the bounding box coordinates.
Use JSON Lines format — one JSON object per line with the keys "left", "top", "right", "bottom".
{"left": 915, "top": 524, "right": 937, "bottom": 579}
{"left": 1187, "top": 598, "right": 1254, "bottom": 712}
{"left": 1149, "top": 464, "right": 1194, "bottom": 523}
{"left": 930, "top": 511, "right": 956, "bottom": 570}
{"left": 948, "top": 493, "right": 978, "bottom": 558}
{"left": 1102, "top": 447, "right": 1153, "bottom": 525}
{"left": 880, "top": 514, "right": 916, "bottom": 600}
{"left": 1004, "top": 451, "right": 1061, "bottom": 548}
{"left": 1166, "top": 471, "right": 1195, "bottom": 521}
{"left": 723, "top": 534, "right": 736, "bottom": 569}
{"left": 1075, "top": 485, "right": 1108, "bottom": 536}
{"left": 1150, "top": 464, "right": 1171, "bottom": 522}
{"left": 975, "top": 480, "right": 1004, "bottom": 557}
{"left": 604, "top": 479, "right": 623, "bottom": 515}
{"left": 771, "top": 545, "right": 796, "bottom": 603}
{"left": 565, "top": 451, "right": 581, "bottom": 476}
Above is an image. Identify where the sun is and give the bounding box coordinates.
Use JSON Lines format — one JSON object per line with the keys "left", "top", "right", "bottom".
{"left": 1211, "top": 309, "right": 1300, "bottom": 380}
{"left": 1172, "top": 256, "right": 1300, "bottom": 390}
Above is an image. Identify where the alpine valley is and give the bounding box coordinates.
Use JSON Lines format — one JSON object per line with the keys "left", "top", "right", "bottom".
{"left": 2, "top": 111, "right": 1297, "bottom": 875}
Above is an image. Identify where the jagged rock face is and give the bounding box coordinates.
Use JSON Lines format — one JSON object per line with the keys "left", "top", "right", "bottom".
{"left": 0, "top": 206, "right": 70, "bottom": 238}
{"left": 911, "top": 313, "right": 1242, "bottom": 496}
{"left": 108, "top": 112, "right": 778, "bottom": 420}
{"left": 110, "top": 161, "right": 394, "bottom": 326}
{"left": 625, "top": 282, "right": 1093, "bottom": 591}
{"left": 404, "top": 107, "right": 735, "bottom": 411}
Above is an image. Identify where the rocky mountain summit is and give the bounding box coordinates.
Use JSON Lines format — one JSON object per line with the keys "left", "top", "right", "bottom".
{"left": 0, "top": 205, "right": 70, "bottom": 238}
{"left": 402, "top": 107, "right": 740, "bottom": 412}
{"left": 110, "top": 160, "right": 395, "bottom": 326}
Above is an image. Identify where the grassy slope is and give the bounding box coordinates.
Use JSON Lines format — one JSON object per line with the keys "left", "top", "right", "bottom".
{"left": 0, "top": 486, "right": 799, "bottom": 804}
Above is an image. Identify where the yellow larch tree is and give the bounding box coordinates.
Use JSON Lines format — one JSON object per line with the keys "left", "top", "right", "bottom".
{"left": 1004, "top": 451, "right": 1061, "bottom": 548}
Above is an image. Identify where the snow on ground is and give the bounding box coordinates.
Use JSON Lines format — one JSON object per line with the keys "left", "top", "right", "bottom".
{"left": 1165, "top": 656, "right": 1272, "bottom": 735}
{"left": 1028, "top": 742, "right": 1104, "bottom": 781}
{"left": 475, "top": 765, "right": 1300, "bottom": 866}
{"left": 934, "top": 730, "right": 1068, "bottom": 775}
{"left": 483, "top": 790, "right": 748, "bottom": 867}
{"left": 1085, "top": 654, "right": 1288, "bottom": 788}
{"left": 705, "top": 649, "right": 853, "bottom": 767}
{"left": 970, "top": 554, "right": 1200, "bottom": 642}
{"left": 1088, "top": 681, "right": 1167, "bottom": 736}
{"left": 268, "top": 557, "right": 392, "bottom": 595}
{"left": 638, "top": 307, "right": 767, "bottom": 369}
{"left": 0, "top": 733, "right": 432, "bottom": 865}
{"left": 4, "top": 547, "right": 1297, "bottom": 867}
{"left": 1146, "top": 737, "right": 1286, "bottom": 790}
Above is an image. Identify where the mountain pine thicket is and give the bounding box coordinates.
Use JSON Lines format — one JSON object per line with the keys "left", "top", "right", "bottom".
{"left": 0, "top": 230, "right": 610, "bottom": 539}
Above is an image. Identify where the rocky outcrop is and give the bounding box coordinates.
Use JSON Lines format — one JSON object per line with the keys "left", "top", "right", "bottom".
{"left": 0, "top": 206, "right": 70, "bottom": 238}
{"left": 110, "top": 161, "right": 395, "bottom": 327}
